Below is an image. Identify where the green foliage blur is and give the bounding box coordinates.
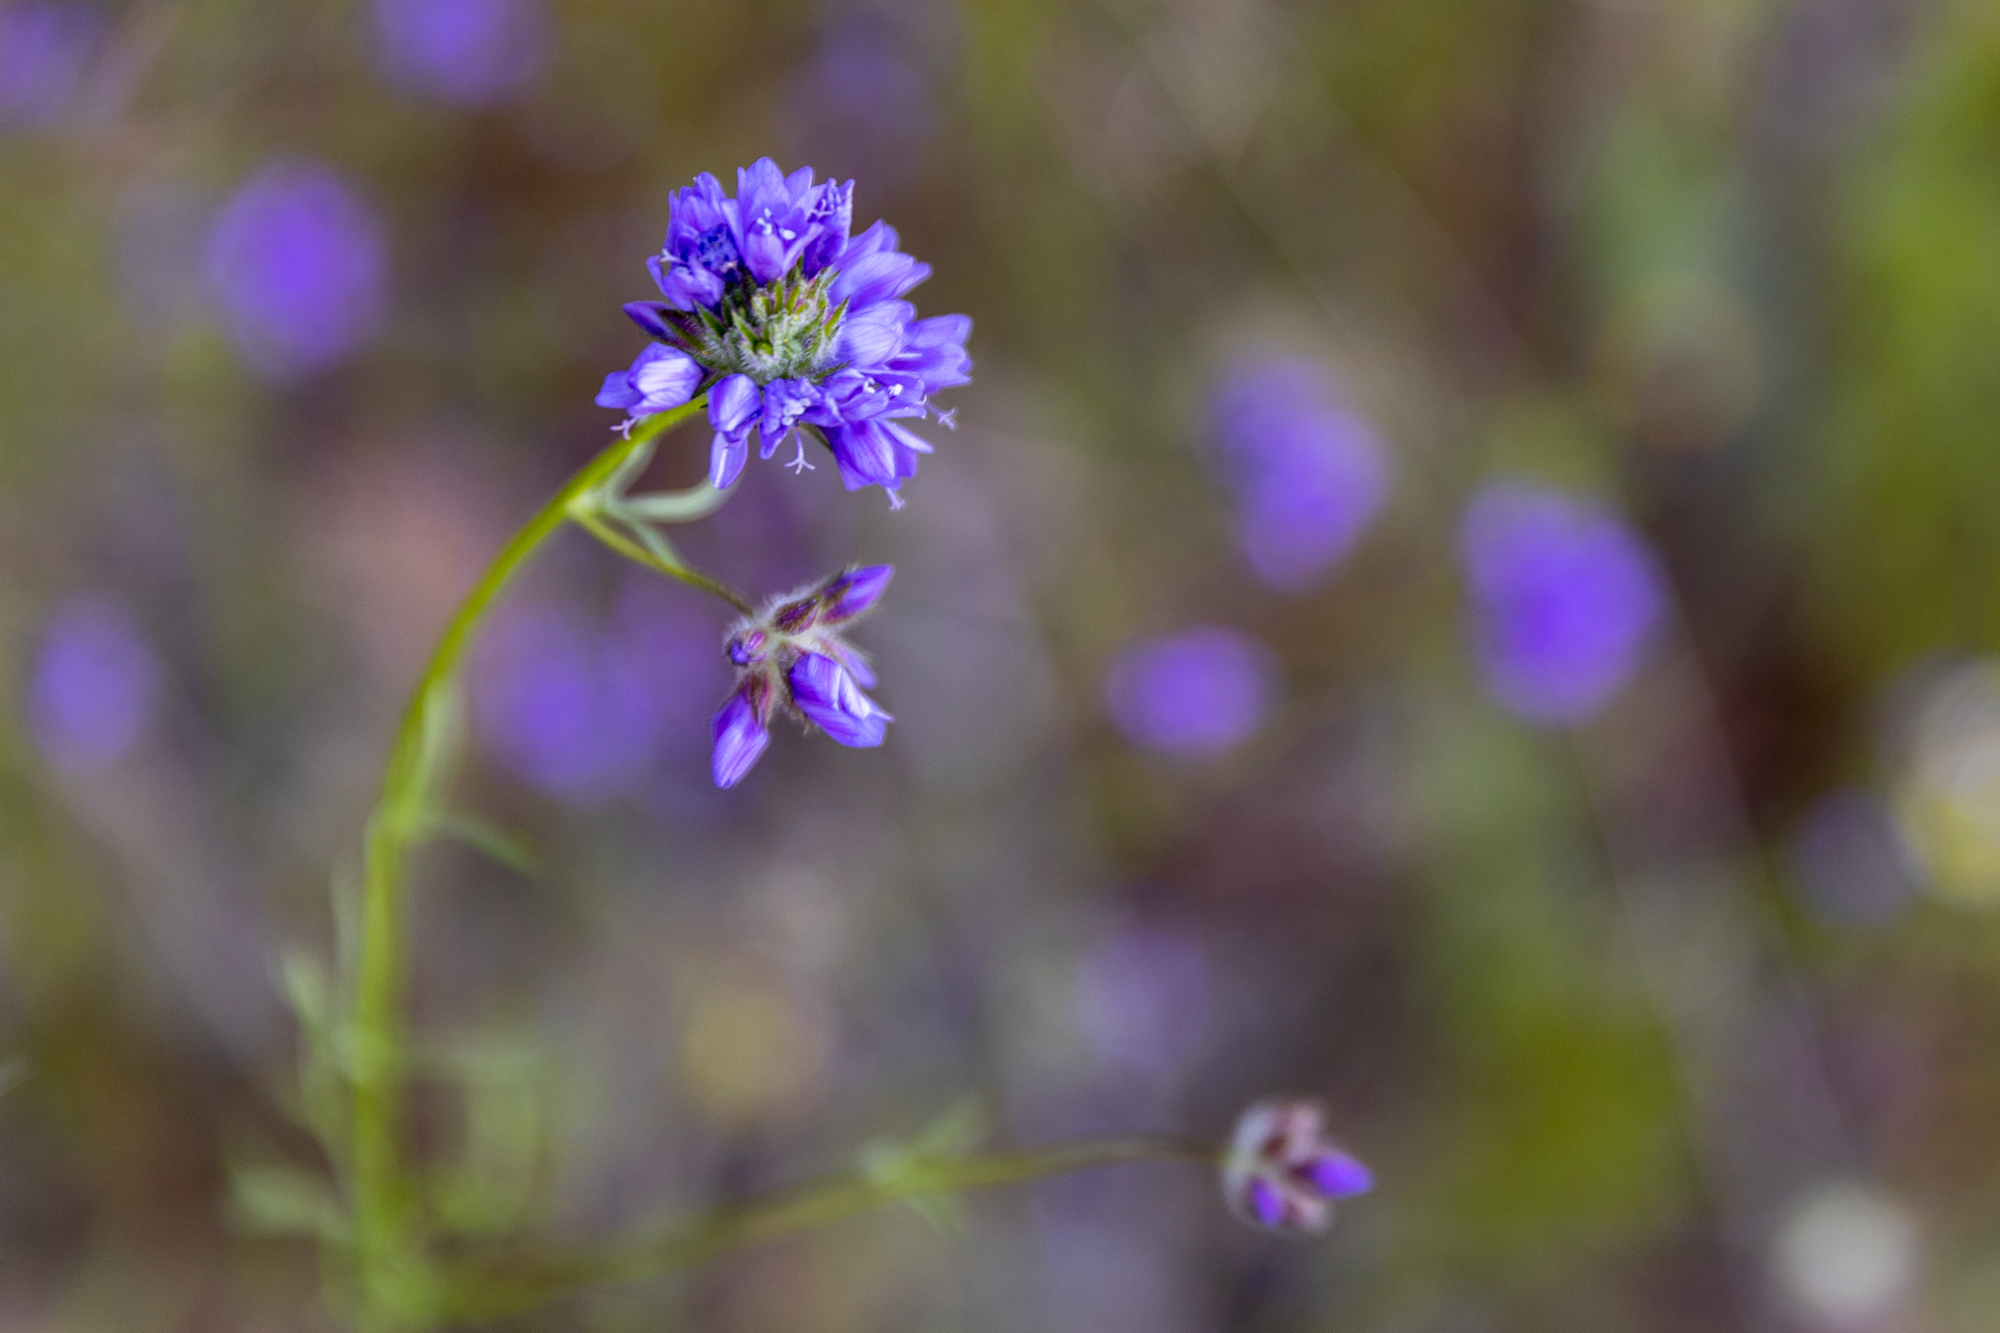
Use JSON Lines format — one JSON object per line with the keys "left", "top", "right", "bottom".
{"left": 3, "top": 0, "right": 1999, "bottom": 1329}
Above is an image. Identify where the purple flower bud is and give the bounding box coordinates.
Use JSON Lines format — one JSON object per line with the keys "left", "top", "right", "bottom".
{"left": 821, "top": 564, "right": 892, "bottom": 622}
{"left": 1104, "top": 628, "right": 1274, "bottom": 757}
{"left": 710, "top": 687, "right": 772, "bottom": 788}
{"left": 1222, "top": 1099, "right": 1372, "bottom": 1234}
{"left": 1459, "top": 483, "right": 1665, "bottom": 725}
{"left": 595, "top": 343, "right": 702, "bottom": 415}
{"left": 727, "top": 629, "right": 767, "bottom": 667}
{"left": 622, "top": 301, "right": 675, "bottom": 338}
{"left": 787, "top": 651, "right": 891, "bottom": 748}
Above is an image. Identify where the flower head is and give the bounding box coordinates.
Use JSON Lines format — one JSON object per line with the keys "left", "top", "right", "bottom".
{"left": 709, "top": 564, "right": 895, "bottom": 787}
{"left": 1222, "top": 1099, "right": 1373, "bottom": 1233}
{"left": 1103, "top": 627, "right": 1275, "bottom": 757}
{"left": 1459, "top": 482, "right": 1665, "bottom": 725}
{"left": 1209, "top": 355, "right": 1392, "bottom": 591}
{"left": 601, "top": 160, "right": 970, "bottom": 505}
{"left": 204, "top": 159, "right": 388, "bottom": 381}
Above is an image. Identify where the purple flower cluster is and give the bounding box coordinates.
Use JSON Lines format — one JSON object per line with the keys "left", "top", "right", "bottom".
{"left": 1458, "top": 482, "right": 1665, "bottom": 725}
{"left": 1209, "top": 356, "right": 1392, "bottom": 591}
{"left": 596, "top": 160, "right": 970, "bottom": 506}
{"left": 710, "top": 565, "right": 896, "bottom": 787}
{"left": 1222, "top": 1099, "right": 1373, "bottom": 1233}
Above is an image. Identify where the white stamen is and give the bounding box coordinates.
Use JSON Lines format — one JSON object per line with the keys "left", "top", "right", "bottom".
{"left": 785, "top": 434, "right": 816, "bottom": 473}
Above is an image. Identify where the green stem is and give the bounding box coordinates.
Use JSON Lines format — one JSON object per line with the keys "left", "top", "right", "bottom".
{"left": 347, "top": 399, "right": 712, "bottom": 1327}
{"left": 569, "top": 507, "right": 752, "bottom": 613}
{"left": 442, "top": 1136, "right": 1217, "bottom": 1321}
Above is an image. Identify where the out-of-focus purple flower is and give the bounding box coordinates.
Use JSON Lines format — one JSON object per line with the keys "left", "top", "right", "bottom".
{"left": 1222, "top": 1098, "right": 1372, "bottom": 1233}
{"left": 709, "top": 565, "right": 894, "bottom": 787}
{"left": 1073, "top": 926, "right": 1213, "bottom": 1075}
{"left": 1459, "top": 483, "right": 1665, "bottom": 725}
{"left": 1209, "top": 356, "right": 1392, "bottom": 591}
{"left": 475, "top": 605, "right": 677, "bottom": 803}
{"left": 0, "top": 1, "right": 102, "bottom": 129}
{"left": 25, "top": 594, "right": 159, "bottom": 774}
{"left": 205, "top": 160, "right": 388, "bottom": 381}
{"left": 600, "top": 159, "right": 970, "bottom": 505}
{"left": 371, "top": 0, "right": 548, "bottom": 106}
{"left": 1104, "top": 627, "right": 1274, "bottom": 757}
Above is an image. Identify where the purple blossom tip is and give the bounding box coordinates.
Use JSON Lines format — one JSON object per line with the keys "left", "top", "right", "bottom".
{"left": 823, "top": 564, "right": 893, "bottom": 621}
{"left": 1222, "top": 1099, "right": 1370, "bottom": 1234}
{"left": 1304, "top": 1150, "right": 1374, "bottom": 1199}
{"left": 711, "top": 689, "right": 772, "bottom": 788}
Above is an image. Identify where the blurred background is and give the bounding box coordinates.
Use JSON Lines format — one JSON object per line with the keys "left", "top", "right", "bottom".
{"left": 3, "top": 0, "right": 1999, "bottom": 1328}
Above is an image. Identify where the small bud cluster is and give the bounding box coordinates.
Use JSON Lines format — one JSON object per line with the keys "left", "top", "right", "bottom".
{"left": 710, "top": 565, "right": 896, "bottom": 788}
{"left": 1222, "top": 1099, "right": 1373, "bottom": 1233}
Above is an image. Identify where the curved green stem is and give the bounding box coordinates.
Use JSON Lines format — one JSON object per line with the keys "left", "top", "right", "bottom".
{"left": 441, "top": 1136, "right": 1217, "bottom": 1322}
{"left": 347, "top": 399, "right": 715, "bottom": 1327}
{"left": 568, "top": 507, "right": 752, "bottom": 613}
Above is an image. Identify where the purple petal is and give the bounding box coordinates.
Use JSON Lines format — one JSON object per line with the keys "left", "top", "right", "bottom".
{"left": 823, "top": 565, "right": 893, "bottom": 621}
{"left": 626, "top": 344, "right": 702, "bottom": 413}
{"left": 708, "top": 373, "right": 760, "bottom": 441}
{"left": 710, "top": 690, "right": 771, "bottom": 788}
{"left": 709, "top": 433, "right": 748, "bottom": 489}
{"left": 787, "top": 652, "right": 891, "bottom": 748}
{"left": 622, "top": 300, "right": 675, "bottom": 337}
{"left": 1246, "top": 1178, "right": 1288, "bottom": 1228}
{"left": 1303, "top": 1151, "right": 1374, "bottom": 1199}
{"left": 594, "top": 371, "right": 639, "bottom": 410}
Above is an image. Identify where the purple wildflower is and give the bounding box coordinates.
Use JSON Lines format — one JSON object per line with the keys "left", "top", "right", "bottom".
{"left": 1209, "top": 356, "right": 1392, "bottom": 591}
{"left": 204, "top": 160, "right": 388, "bottom": 381}
{"left": 371, "top": 0, "right": 548, "bottom": 107}
{"left": 601, "top": 160, "right": 970, "bottom": 505}
{"left": 1459, "top": 483, "right": 1666, "bottom": 725}
{"left": 1222, "top": 1099, "right": 1373, "bottom": 1233}
{"left": 1104, "top": 628, "right": 1275, "bottom": 757}
{"left": 0, "top": 1, "right": 102, "bottom": 129}
{"left": 25, "top": 594, "right": 160, "bottom": 774}
{"left": 709, "top": 564, "right": 895, "bottom": 787}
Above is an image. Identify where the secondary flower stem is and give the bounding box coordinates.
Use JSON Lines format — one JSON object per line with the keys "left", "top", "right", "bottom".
{"left": 567, "top": 506, "right": 753, "bottom": 613}
{"left": 441, "top": 1136, "right": 1219, "bottom": 1321}
{"left": 348, "top": 399, "right": 711, "bottom": 1328}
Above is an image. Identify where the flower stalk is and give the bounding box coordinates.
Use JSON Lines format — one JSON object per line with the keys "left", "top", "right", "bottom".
{"left": 438, "top": 1135, "right": 1218, "bottom": 1323}
{"left": 347, "top": 398, "right": 723, "bottom": 1327}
